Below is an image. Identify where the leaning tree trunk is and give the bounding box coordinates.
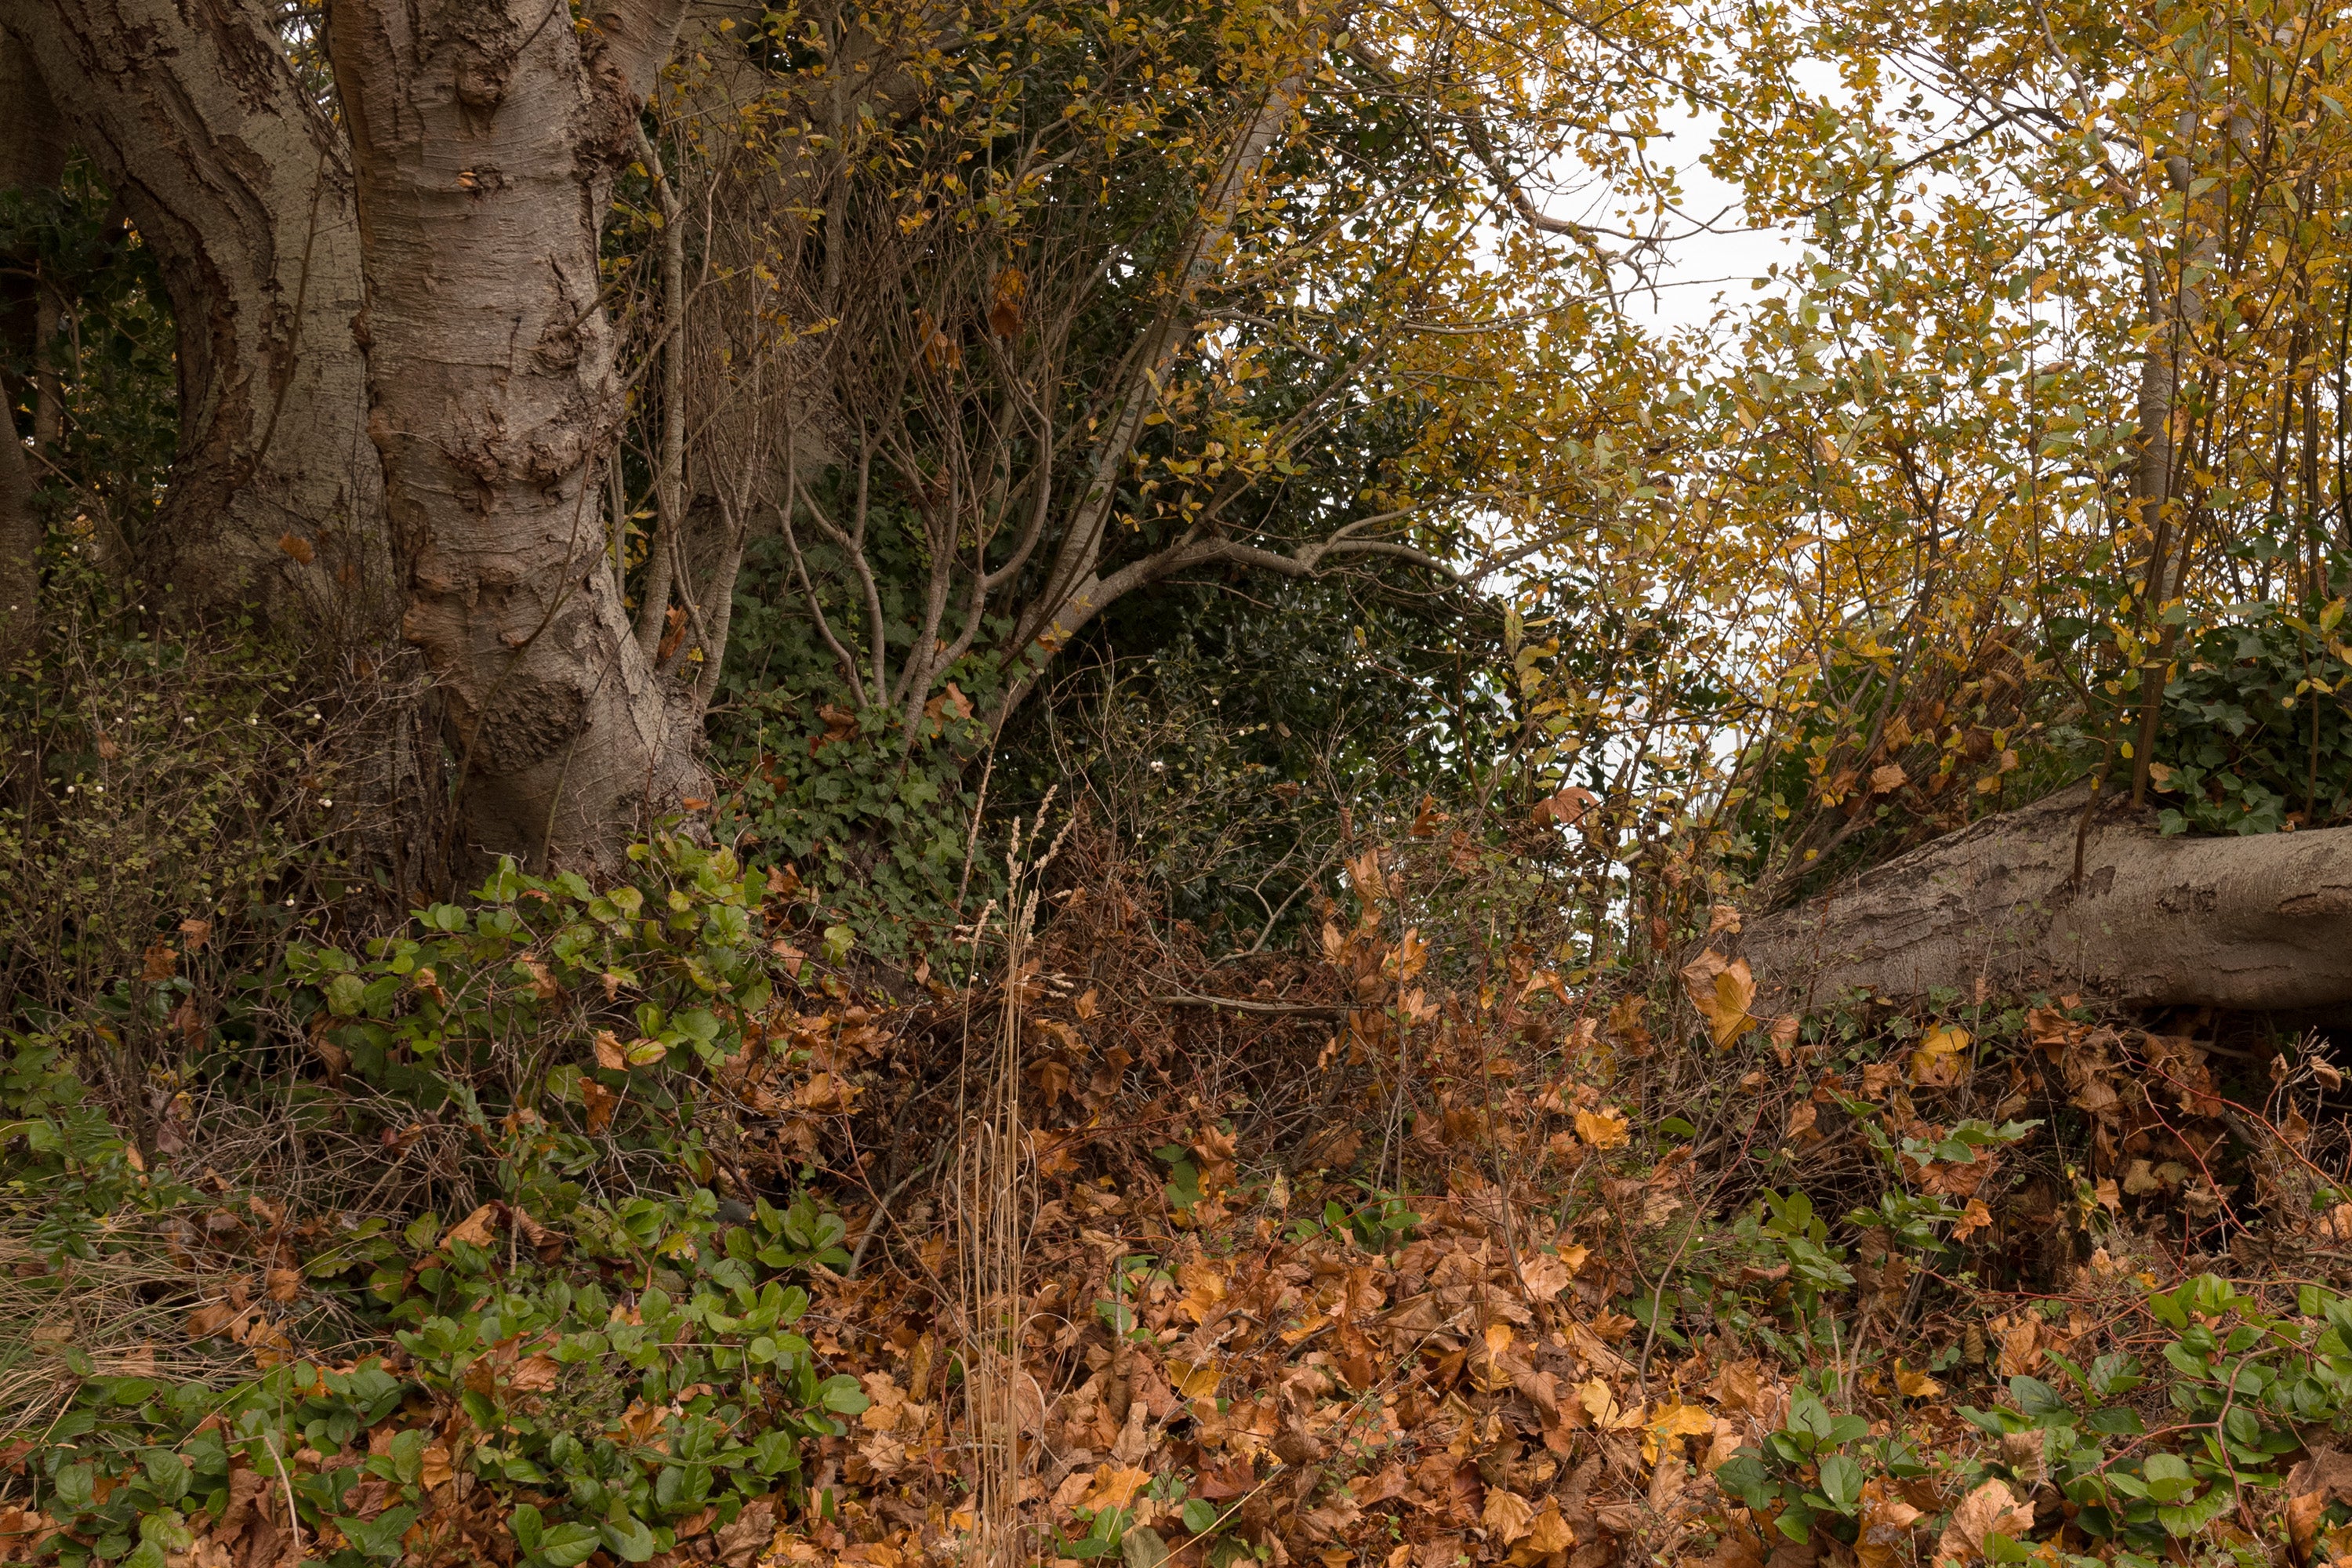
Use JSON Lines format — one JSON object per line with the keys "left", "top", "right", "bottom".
{"left": 3, "top": 0, "right": 390, "bottom": 635}
{"left": 329, "top": 0, "right": 699, "bottom": 873}
{"left": 1736, "top": 780, "right": 2352, "bottom": 1014}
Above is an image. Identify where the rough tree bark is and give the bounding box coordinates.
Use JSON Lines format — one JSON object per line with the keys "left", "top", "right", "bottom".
{"left": 328, "top": 0, "right": 699, "bottom": 872}
{"left": 1736, "top": 781, "right": 2352, "bottom": 1014}
{"left": 2, "top": 0, "right": 390, "bottom": 633}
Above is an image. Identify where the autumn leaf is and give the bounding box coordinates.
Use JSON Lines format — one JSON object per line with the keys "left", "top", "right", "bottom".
{"left": 265, "top": 1268, "right": 303, "bottom": 1303}
{"left": 593, "top": 1030, "right": 627, "bottom": 1070}
{"left": 583, "top": 1079, "right": 619, "bottom": 1133}
{"left": 1857, "top": 1481, "right": 1925, "bottom": 1568}
{"left": 442, "top": 1204, "right": 499, "bottom": 1249}
{"left": 277, "top": 532, "right": 314, "bottom": 564}
{"left": 1576, "top": 1378, "right": 1642, "bottom": 1431}
{"left": 1949, "top": 1198, "right": 1994, "bottom": 1240}
{"left": 419, "top": 1445, "right": 454, "bottom": 1491}
{"left": 1679, "top": 950, "right": 1756, "bottom": 1047}
{"left": 1518, "top": 1250, "right": 1576, "bottom": 1302}
{"left": 1165, "top": 1358, "right": 1221, "bottom": 1400}
{"left": 1643, "top": 1401, "right": 1715, "bottom": 1465}
{"left": 1076, "top": 1466, "right": 1154, "bottom": 1515}
{"left": 1892, "top": 1361, "right": 1944, "bottom": 1399}
{"left": 509, "top": 1354, "right": 561, "bottom": 1392}
{"left": 1934, "top": 1479, "right": 2033, "bottom": 1564}
{"left": 1995, "top": 1315, "right": 2042, "bottom": 1377}
{"left": 1911, "top": 1024, "right": 1970, "bottom": 1086}
{"left": 1483, "top": 1488, "right": 1536, "bottom": 1543}
{"left": 1573, "top": 1106, "right": 1629, "bottom": 1149}
{"left": 1519, "top": 1501, "right": 1575, "bottom": 1558}
{"left": 1868, "top": 762, "right": 1907, "bottom": 793}
{"left": 1177, "top": 1260, "right": 1228, "bottom": 1324}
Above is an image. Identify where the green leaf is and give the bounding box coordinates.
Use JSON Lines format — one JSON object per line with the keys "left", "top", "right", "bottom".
{"left": 601, "top": 1515, "right": 659, "bottom": 1563}
{"left": 1817, "top": 1454, "right": 1864, "bottom": 1512}
{"left": 818, "top": 1374, "right": 870, "bottom": 1414}
{"left": 338, "top": 1506, "right": 419, "bottom": 1559}
{"left": 538, "top": 1521, "right": 604, "bottom": 1567}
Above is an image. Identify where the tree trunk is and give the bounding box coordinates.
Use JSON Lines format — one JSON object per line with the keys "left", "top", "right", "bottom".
{"left": 3, "top": 0, "right": 390, "bottom": 634}
{"left": 328, "top": 0, "right": 697, "bottom": 873}
{"left": 1735, "top": 781, "right": 2352, "bottom": 1014}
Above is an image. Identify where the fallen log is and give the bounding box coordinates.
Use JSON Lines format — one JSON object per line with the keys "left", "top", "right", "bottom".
{"left": 1734, "top": 779, "right": 2352, "bottom": 1013}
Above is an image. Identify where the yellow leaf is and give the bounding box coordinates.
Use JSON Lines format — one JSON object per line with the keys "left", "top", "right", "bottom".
{"left": 1521, "top": 1501, "right": 1575, "bottom": 1556}
{"left": 1892, "top": 1361, "right": 1944, "bottom": 1399}
{"left": 1077, "top": 1465, "right": 1154, "bottom": 1514}
{"left": 1911, "top": 1025, "right": 1969, "bottom": 1086}
{"left": 1679, "top": 951, "right": 1756, "bottom": 1047}
{"left": 1642, "top": 1400, "right": 1715, "bottom": 1465}
{"left": 1165, "top": 1358, "right": 1221, "bottom": 1400}
{"left": 1573, "top": 1107, "right": 1629, "bottom": 1149}
{"left": 1576, "top": 1378, "right": 1642, "bottom": 1431}
{"left": 1177, "top": 1259, "right": 1228, "bottom": 1323}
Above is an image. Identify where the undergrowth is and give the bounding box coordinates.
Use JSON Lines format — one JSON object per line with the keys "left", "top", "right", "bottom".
{"left": 9, "top": 784, "right": 2352, "bottom": 1568}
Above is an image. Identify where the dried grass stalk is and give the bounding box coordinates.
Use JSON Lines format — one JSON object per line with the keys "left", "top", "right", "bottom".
{"left": 955, "top": 798, "right": 1069, "bottom": 1568}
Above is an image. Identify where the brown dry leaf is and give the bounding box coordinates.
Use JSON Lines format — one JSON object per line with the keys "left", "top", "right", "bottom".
{"left": 1711, "top": 1361, "right": 1764, "bottom": 1413}
{"left": 1706, "top": 903, "right": 1743, "bottom": 937}
{"left": 142, "top": 942, "right": 179, "bottom": 982}
{"left": 1869, "top": 762, "right": 1908, "bottom": 794}
{"left": 1573, "top": 1107, "right": 1629, "bottom": 1150}
{"left": 185, "top": 1302, "right": 236, "bottom": 1340}
{"left": 1934, "top": 1479, "right": 2034, "bottom": 1564}
{"left": 1483, "top": 1488, "right": 1536, "bottom": 1544}
{"left": 509, "top": 1354, "right": 561, "bottom": 1392}
{"left": 1950, "top": 1199, "right": 1994, "bottom": 1241}
{"left": 593, "top": 1030, "right": 627, "bottom": 1071}
{"left": 178, "top": 918, "right": 213, "bottom": 953}
{"left": 277, "top": 532, "right": 314, "bottom": 564}
{"left": 419, "top": 1445, "right": 454, "bottom": 1490}
{"left": 445, "top": 1204, "right": 500, "bottom": 1249}
{"left": 583, "top": 1079, "right": 619, "bottom": 1134}
{"left": 1519, "top": 1251, "right": 1573, "bottom": 1303}
{"left": 1177, "top": 1260, "right": 1229, "bottom": 1324}
{"left": 1784, "top": 1103, "right": 1818, "bottom": 1142}
{"left": 1856, "top": 1482, "right": 1924, "bottom": 1568}
{"left": 1995, "top": 1315, "right": 2042, "bottom": 1377}
{"left": 265, "top": 1268, "right": 302, "bottom": 1304}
